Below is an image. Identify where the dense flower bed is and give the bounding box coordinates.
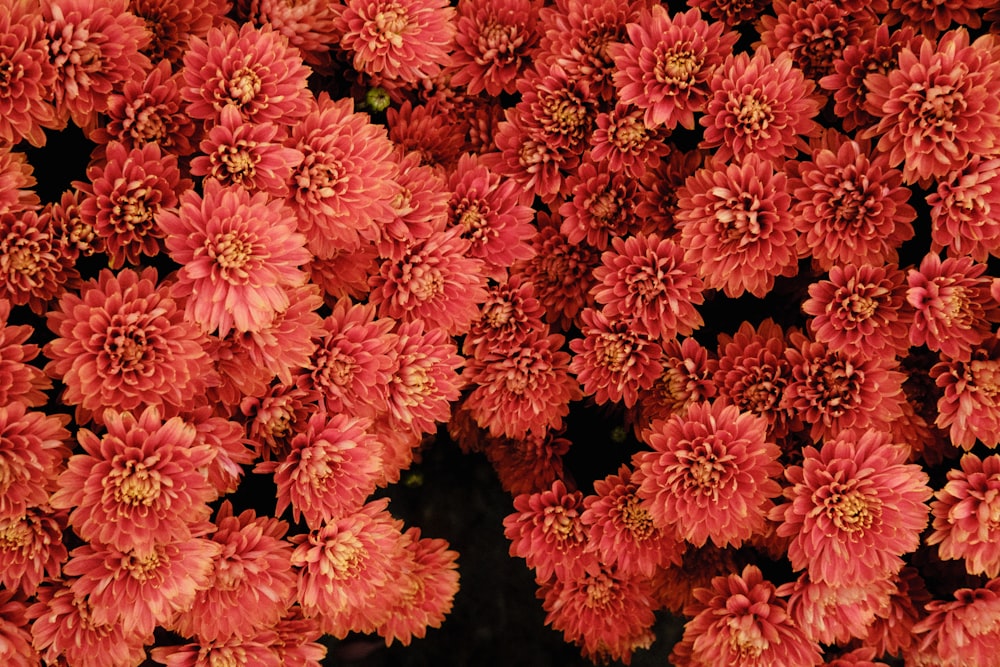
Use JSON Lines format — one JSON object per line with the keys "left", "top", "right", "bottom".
{"left": 2, "top": 0, "right": 1000, "bottom": 665}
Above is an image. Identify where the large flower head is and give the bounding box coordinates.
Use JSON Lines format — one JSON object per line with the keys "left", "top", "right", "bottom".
{"left": 463, "top": 274, "right": 546, "bottom": 359}
{"left": 0, "top": 0, "right": 57, "bottom": 147}
{"left": 927, "top": 453, "right": 1000, "bottom": 577}
{"left": 0, "top": 209, "right": 77, "bottom": 316}
{"left": 240, "top": 0, "right": 339, "bottom": 69}
{"left": 929, "top": 154, "right": 1000, "bottom": 262}
{"left": 770, "top": 428, "right": 932, "bottom": 586}
{"left": 518, "top": 224, "right": 600, "bottom": 330}
{"left": 0, "top": 505, "right": 67, "bottom": 596}
{"left": 449, "top": 0, "right": 540, "bottom": 96}
{"left": 0, "top": 402, "right": 69, "bottom": 520}
{"left": 931, "top": 339, "right": 1000, "bottom": 449}
{"left": 159, "top": 179, "right": 311, "bottom": 335}
{"left": 589, "top": 103, "right": 671, "bottom": 179}
{"left": 633, "top": 400, "right": 783, "bottom": 549}
{"left": 557, "top": 157, "right": 646, "bottom": 251}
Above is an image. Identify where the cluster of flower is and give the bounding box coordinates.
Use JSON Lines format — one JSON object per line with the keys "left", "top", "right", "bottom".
{"left": 2, "top": 0, "right": 1000, "bottom": 665}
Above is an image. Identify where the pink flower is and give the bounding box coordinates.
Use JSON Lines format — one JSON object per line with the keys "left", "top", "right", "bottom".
{"left": 240, "top": 382, "right": 317, "bottom": 460}
{"left": 44, "top": 268, "right": 214, "bottom": 418}
{"left": 0, "top": 209, "right": 77, "bottom": 316}
{"left": 632, "top": 337, "right": 717, "bottom": 432}
{"left": 865, "top": 29, "right": 1000, "bottom": 183}
{"left": 50, "top": 406, "right": 217, "bottom": 553}
{"left": 377, "top": 150, "right": 449, "bottom": 256}
{"left": 241, "top": 0, "right": 339, "bottom": 69}
{"left": 700, "top": 49, "right": 821, "bottom": 164}
{"left": 929, "top": 154, "right": 1000, "bottom": 262}
{"left": 181, "top": 22, "right": 312, "bottom": 126}
{"left": 0, "top": 0, "right": 57, "bottom": 147}
{"left": 778, "top": 572, "right": 894, "bottom": 645}
{"left": 336, "top": 0, "right": 455, "bottom": 84}
{"left": 677, "top": 565, "right": 822, "bottom": 667}
{"left": 0, "top": 589, "right": 36, "bottom": 667}
{"left": 771, "top": 429, "right": 931, "bottom": 585}
{"left": 927, "top": 453, "right": 1000, "bottom": 577}
{"left": 159, "top": 179, "right": 311, "bottom": 335}
{"left": 0, "top": 147, "right": 38, "bottom": 216}
{"left": 484, "top": 430, "right": 570, "bottom": 497}
{"left": 558, "top": 157, "right": 646, "bottom": 251}
{"left": 589, "top": 103, "right": 671, "bottom": 179}
{"left": 517, "top": 224, "right": 600, "bottom": 330}
{"left": 306, "top": 244, "right": 379, "bottom": 304}
{"left": 863, "top": 567, "right": 931, "bottom": 659}
{"left": 0, "top": 299, "right": 50, "bottom": 408}
{"left": 791, "top": 138, "right": 915, "bottom": 270}
{"left": 931, "top": 340, "right": 1000, "bottom": 449}
{"left": 675, "top": 155, "right": 798, "bottom": 298}
{"left": 449, "top": 0, "right": 540, "bottom": 96}
{"left": 633, "top": 401, "right": 782, "bottom": 548}
{"left": 386, "top": 100, "right": 466, "bottom": 172}
{"left": 482, "top": 106, "right": 575, "bottom": 203}
{"left": 688, "top": 0, "right": 767, "bottom": 27}
{"left": 0, "top": 505, "right": 67, "bottom": 596}
{"left": 887, "top": 0, "right": 992, "bottom": 38}
{"left": 609, "top": 6, "right": 738, "bottom": 130}
{"left": 0, "top": 403, "right": 70, "bottom": 520}
{"left": 503, "top": 479, "right": 598, "bottom": 582}
{"left": 912, "top": 579, "right": 1000, "bottom": 667}
{"left": 463, "top": 275, "right": 546, "bottom": 359}
{"left": 152, "top": 638, "right": 282, "bottom": 667}
{"left": 515, "top": 61, "right": 596, "bottom": 158}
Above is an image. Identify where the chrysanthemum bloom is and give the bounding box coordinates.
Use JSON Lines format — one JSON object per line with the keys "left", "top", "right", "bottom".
{"left": 50, "top": 406, "right": 217, "bottom": 553}
{"left": 270, "top": 611, "right": 328, "bottom": 666}
{"left": 241, "top": 382, "right": 317, "bottom": 460}
{"left": 482, "top": 106, "right": 576, "bottom": 203}
{"left": 781, "top": 331, "right": 906, "bottom": 441}
{"left": 285, "top": 93, "right": 397, "bottom": 257}
{"left": 180, "top": 407, "right": 254, "bottom": 498}
{"left": 171, "top": 502, "right": 297, "bottom": 642}
{"left": 517, "top": 224, "right": 599, "bottom": 330}
{"left": 928, "top": 154, "right": 1000, "bottom": 262}
{"left": 907, "top": 253, "right": 997, "bottom": 361}
{"left": 0, "top": 148, "right": 38, "bottom": 216}
{"left": 589, "top": 104, "right": 670, "bottom": 179}
{"left": 0, "top": 506, "right": 67, "bottom": 596}
{"left": 44, "top": 268, "right": 215, "bottom": 418}
{"left": 791, "top": 139, "right": 915, "bottom": 270}
{"left": 485, "top": 430, "right": 570, "bottom": 496}
{"left": 931, "top": 340, "right": 1000, "bottom": 449}
{"left": 159, "top": 179, "right": 311, "bottom": 335}
{"left": 386, "top": 100, "right": 467, "bottom": 172}
{"left": 582, "top": 465, "right": 684, "bottom": 578}
{"left": 0, "top": 210, "right": 77, "bottom": 315}
{"left": 383, "top": 321, "right": 464, "bottom": 436}
{"left": 151, "top": 638, "right": 282, "bottom": 667}
{"left": 89, "top": 59, "right": 197, "bottom": 156}
{"left": 449, "top": 0, "right": 539, "bottom": 96}
{"left": 0, "top": 300, "right": 50, "bottom": 407}
{"left": 911, "top": 579, "right": 1000, "bottom": 667}
{"left": 927, "top": 453, "right": 1000, "bottom": 577}
{"left": 65, "top": 536, "right": 220, "bottom": 635}
{"left": 0, "top": 0, "right": 57, "bottom": 147}
{"left": 675, "top": 155, "right": 798, "bottom": 298}
{"left": 292, "top": 499, "right": 404, "bottom": 637}
{"left": 239, "top": 0, "right": 339, "bottom": 69}
{"left": 803, "top": 264, "right": 912, "bottom": 360}
{"left": 370, "top": 227, "right": 487, "bottom": 335}
{"left": 540, "top": 564, "right": 657, "bottom": 665}
{"left": 817, "top": 647, "right": 889, "bottom": 667}
{"left": 777, "top": 572, "right": 894, "bottom": 645}
{"left": 609, "top": 6, "right": 738, "bottom": 131}
{"left": 569, "top": 308, "right": 663, "bottom": 408}
{"left": 700, "top": 49, "right": 821, "bottom": 164}
{"left": 190, "top": 105, "right": 303, "bottom": 197}
{"left": 41, "top": 0, "right": 151, "bottom": 128}
{"left": 257, "top": 412, "right": 380, "bottom": 528}
{"left": 887, "top": 0, "right": 992, "bottom": 38}
{"left": 375, "top": 527, "right": 460, "bottom": 646}
{"left": 592, "top": 232, "right": 703, "bottom": 341}
{"left": 376, "top": 150, "right": 448, "bottom": 257}
{"left": 516, "top": 63, "right": 596, "bottom": 160}
{"left": 863, "top": 567, "right": 931, "bottom": 660}
{"left": 688, "top": 0, "right": 767, "bottom": 27}
{"left": 633, "top": 401, "right": 782, "bottom": 548}
{"left": 503, "top": 479, "right": 598, "bottom": 582}
{"left": 771, "top": 428, "right": 931, "bottom": 586}
{"left": 865, "top": 29, "right": 1000, "bottom": 184}
{"left": 714, "top": 319, "right": 798, "bottom": 439}
{"left": 756, "top": 0, "right": 873, "bottom": 81}
{"left": 0, "top": 403, "right": 69, "bottom": 520}
{"left": 182, "top": 22, "right": 311, "bottom": 127}
{"left": 676, "top": 565, "right": 822, "bottom": 667}
{"left": 463, "top": 274, "right": 546, "bottom": 359}
{"left": 632, "top": 337, "right": 717, "bottom": 433}
{"left": 307, "top": 244, "right": 379, "bottom": 304}
{"left": 636, "top": 147, "right": 703, "bottom": 233}
{"left": 49, "top": 188, "right": 104, "bottom": 260}
{"left": 463, "top": 331, "right": 582, "bottom": 440}
{"left": 649, "top": 543, "right": 738, "bottom": 615}
{"left": 29, "top": 582, "right": 150, "bottom": 667}
{"left": 558, "top": 157, "right": 646, "bottom": 251}
{"left": 0, "top": 589, "right": 36, "bottom": 667}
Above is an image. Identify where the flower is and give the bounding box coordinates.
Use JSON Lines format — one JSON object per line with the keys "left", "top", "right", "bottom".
{"left": 863, "top": 567, "right": 931, "bottom": 659}
{"left": 482, "top": 105, "right": 576, "bottom": 203}
{"left": 589, "top": 104, "right": 670, "bottom": 178}
{"left": 306, "top": 244, "right": 379, "bottom": 304}
{"left": 0, "top": 403, "right": 70, "bottom": 520}
{"left": 377, "top": 149, "right": 449, "bottom": 255}
{"left": 688, "top": 0, "right": 767, "bottom": 27}
{"left": 517, "top": 223, "right": 599, "bottom": 330}
{"left": 181, "top": 21, "right": 312, "bottom": 126}
{"left": 335, "top": 0, "right": 456, "bottom": 84}
{"left": 911, "top": 579, "right": 1000, "bottom": 667}
{"left": 463, "top": 331, "right": 581, "bottom": 440}
{"left": 700, "top": 49, "right": 821, "bottom": 164}
{"left": 887, "top": 0, "right": 992, "bottom": 38}
{"left": 151, "top": 637, "right": 282, "bottom": 667}
{"left": 159, "top": 179, "right": 311, "bottom": 335}
{"left": 791, "top": 138, "right": 915, "bottom": 270}
{"left": 632, "top": 337, "right": 717, "bottom": 433}
{"left": 771, "top": 428, "right": 932, "bottom": 586}
{"left": 676, "top": 564, "right": 822, "bottom": 667}
{"left": 0, "top": 0, "right": 57, "bottom": 147}
{"left": 557, "top": 157, "right": 646, "bottom": 251}
{"left": 0, "top": 506, "right": 67, "bottom": 597}
{"left": 240, "top": 382, "right": 317, "bottom": 460}
{"left": 0, "top": 209, "right": 76, "bottom": 315}
{"left": 44, "top": 268, "right": 215, "bottom": 418}
{"left": 778, "top": 572, "right": 894, "bottom": 645}
{"left": 633, "top": 400, "right": 782, "bottom": 548}
{"left": 929, "top": 154, "right": 1000, "bottom": 262}
{"left": 386, "top": 100, "right": 466, "bottom": 171}
{"left": 449, "top": 0, "right": 540, "bottom": 96}
{"left": 240, "top": 0, "right": 339, "bottom": 69}
{"left": 927, "top": 453, "right": 1000, "bottom": 577}
{"left": 907, "top": 253, "right": 997, "bottom": 361}
{"left": 503, "top": 479, "right": 598, "bottom": 582}
{"left": 0, "top": 147, "right": 38, "bottom": 216}
{"left": 257, "top": 412, "right": 381, "bottom": 528}
{"left": 463, "top": 274, "right": 546, "bottom": 359}
{"left": 516, "top": 62, "right": 596, "bottom": 159}
{"left": 675, "top": 154, "right": 798, "bottom": 298}
{"left": 609, "top": 6, "right": 738, "bottom": 130}
{"left": 0, "top": 298, "right": 50, "bottom": 408}
{"left": 484, "top": 430, "right": 570, "bottom": 496}
{"left": 931, "top": 340, "right": 1000, "bottom": 449}
{"left": 49, "top": 406, "right": 217, "bottom": 553}
{"left": 0, "top": 589, "right": 36, "bottom": 667}
{"left": 864, "top": 29, "right": 1000, "bottom": 183}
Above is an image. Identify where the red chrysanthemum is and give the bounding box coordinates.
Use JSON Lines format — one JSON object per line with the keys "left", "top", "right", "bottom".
{"left": 688, "top": 0, "right": 767, "bottom": 27}
{"left": 449, "top": 0, "right": 539, "bottom": 96}
{"left": 0, "top": 299, "right": 50, "bottom": 408}
{"left": 569, "top": 307, "right": 663, "bottom": 409}
{"left": 676, "top": 565, "right": 822, "bottom": 667}
{"left": 463, "top": 330, "right": 582, "bottom": 440}
{"left": 239, "top": 0, "right": 339, "bottom": 68}
{"left": 558, "top": 157, "right": 646, "bottom": 251}
{"left": 42, "top": 0, "right": 151, "bottom": 129}
{"left": 636, "top": 147, "right": 703, "bottom": 234}
{"left": 771, "top": 428, "right": 931, "bottom": 586}
{"left": 336, "top": 0, "right": 455, "bottom": 84}
{"left": 128, "top": 0, "right": 227, "bottom": 65}
{"left": 0, "top": 209, "right": 77, "bottom": 315}
{"left": 864, "top": 29, "right": 1000, "bottom": 184}
{"left": 159, "top": 179, "right": 311, "bottom": 335}
{"left": 377, "top": 150, "right": 449, "bottom": 256}
{"left": 463, "top": 274, "right": 546, "bottom": 359}
{"left": 0, "top": 0, "right": 57, "bottom": 147}
{"left": 931, "top": 339, "right": 1000, "bottom": 449}
{"left": 863, "top": 567, "right": 931, "bottom": 660}
{"left": 632, "top": 337, "right": 717, "bottom": 433}
{"left": 172, "top": 502, "right": 296, "bottom": 642}
{"left": 0, "top": 402, "right": 70, "bottom": 521}
{"left": 482, "top": 106, "right": 575, "bottom": 203}
{"left": 609, "top": 6, "right": 738, "bottom": 130}
{"left": 515, "top": 61, "right": 596, "bottom": 159}
{"left": 927, "top": 453, "right": 1000, "bottom": 576}
{"left": 484, "top": 430, "right": 570, "bottom": 497}
{"left": 307, "top": 243, "right": 379, "bottom": 304}
{"left": 517, "top": 223, "right": 600, "bottom": 330}
{"left": 0, "top": 147, "right": 38, "bottom": 216}
{"left": 589, "top": 104, "right": 670, "bottom": 179}
{"left": 151, "top": 637, "right": 282, "bottom": 667}
{"left": 240, "top": 382, "right": 317, "bottom": 460}
{"left": 633, "top": 400, "right": 782, "bottom": 548}
{"left": 0, "top": 505, "right": 67, "bottom": 597}
{"left": 700, "top": 49, "right": 821, "bottom": 164}
{"left": 0, "top": 589, "right": 36, "bottom": 667}
{"left": 791, "top": 138, "right": 915, "bottom": 270}
{"left": 181, "top": 21, "right": 312, "bottom": 127}
{"left": 911, "top": 579, "right": 1000, "bottom": 667}
{"left": 778, "top": 572, "right": 894, "bottom": 646}
{"left": 503, "top": 479, "right": 598, "bottom": 583}
{"left": 386, "top": 100, "right": 466, "bottom": 172}
{"left": 887, "top": 0, "right": 992, "bottom": 38}
{"left": 907, "top": 253, "right": 998, "bottom": 361}
{"left": 928, "top": 154, "right": 1000, "bottom": 262}
{"left": 50, "top": 406, "right": 217, "bottom": 553}
{"left": 675, "top": 154, "right": 798, "bottom": 298}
